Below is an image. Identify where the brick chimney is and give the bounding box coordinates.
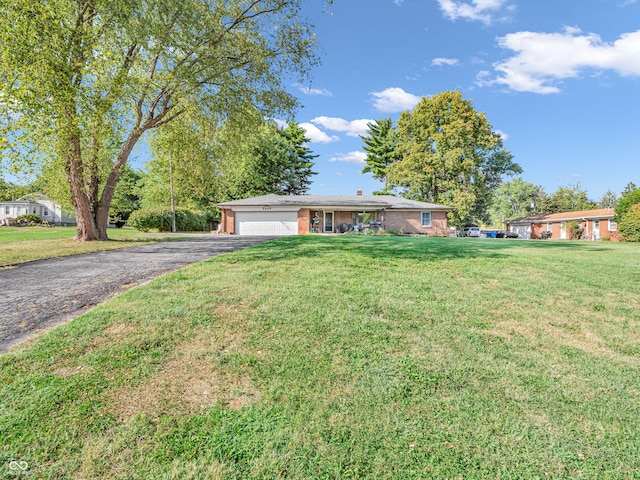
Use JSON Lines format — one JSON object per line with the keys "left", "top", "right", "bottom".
{"left": 356, "top": 189, "right": 363, "bottom": 196}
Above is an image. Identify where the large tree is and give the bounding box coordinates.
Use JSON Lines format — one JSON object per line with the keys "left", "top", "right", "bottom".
{"left": 360, "top": 118, "right": 399, "bottom": 192}
{"left": 227, "top": 123, "right": 315, "bottom": 198}
{"left": 279, "top": 122, "right": 318, "bottom": 195}
{"left": 0, "top": 0, "right": 318, "bottom": 240}
{"left": 142, "top": 108, "right": 225, "bottom": 212}
{"left": 388, "top": 91, "right": 521, "bottom": 226}
{"left": 488, "top": 178, "right": 545, "bottom": 224}
{"left": 538, "top": 183, "right": 596, "bottom": 214}
{"left": 614, "top": 182, "right": 640, "bottom": 223}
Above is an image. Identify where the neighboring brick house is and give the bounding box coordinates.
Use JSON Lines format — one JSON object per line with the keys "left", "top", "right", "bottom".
{"left": 0, "top": 195, "right": 76, "bottom": 226}
{"left": 506, "top": 208, "right": 619, "bottom": 240}
{"left": 217, "top": 193, "right": 452, "bottom": 236}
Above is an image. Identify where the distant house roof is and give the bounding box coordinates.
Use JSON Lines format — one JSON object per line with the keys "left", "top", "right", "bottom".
{"left": 217, "top": 194, "right": 452, "bottom": 211}
{"left": 507, "top": 208, "right": 616, "bottom": 225}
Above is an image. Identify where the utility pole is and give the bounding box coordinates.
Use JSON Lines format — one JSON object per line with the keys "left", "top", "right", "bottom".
{"left": 169, "top": 152, "right": 177, "bottom": 233}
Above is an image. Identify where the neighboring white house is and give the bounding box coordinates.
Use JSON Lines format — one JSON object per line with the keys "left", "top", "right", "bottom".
{"left": 0, "top": 194, "right": 76, "bottom": 226}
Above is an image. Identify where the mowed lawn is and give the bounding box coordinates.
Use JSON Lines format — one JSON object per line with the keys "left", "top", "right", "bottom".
{"left": 1, "top": 236, "right": 639, "bottom": 479}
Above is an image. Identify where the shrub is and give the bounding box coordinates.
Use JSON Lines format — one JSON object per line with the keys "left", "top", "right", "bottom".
{"left": 128, "top": 207, "right": 206, "bottom": 232}
{"left": 619, "top": 203, "right": 640, "bottom": 242}
{"left": 566, "top": 220, "right": 582, "bottom": 240}
{"left": 17, "top": 214, "right": 42, "bottom": 225}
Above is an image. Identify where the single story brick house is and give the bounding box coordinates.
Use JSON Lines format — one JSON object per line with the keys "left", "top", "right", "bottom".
{"left": 506, "top": 208, "right": 619, "bottom": 240}
{"left": 0, "top": 195, "right": 76, "bottom": 226}
{"left": 217, "top": 193, "right": 452, "bottom": 236}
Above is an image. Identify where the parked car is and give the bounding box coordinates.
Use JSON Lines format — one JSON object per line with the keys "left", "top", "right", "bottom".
{"left": 458, "top": 226, "right": 480, "bottom": 237}
{"left": 496, "top": 230, "right": 519, "bottom": 238}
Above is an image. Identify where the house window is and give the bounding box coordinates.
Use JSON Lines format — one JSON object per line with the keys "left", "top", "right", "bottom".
{"left": 547, "top": 222, "right": 552, "bottom": 232}
{"left": 44, "top": 208, "right": 49, "bottom": 216}
{"left": 421, "top": 212, "right": 432, "bottom": 226}
{"left": 609, "top": 219, "right": 617, "bottom": 231}
{"left": 4, "top": 206, "right": 9, "bottom": 215}
{"left": 352, "top": 211, "right": 379, "bottom": 225}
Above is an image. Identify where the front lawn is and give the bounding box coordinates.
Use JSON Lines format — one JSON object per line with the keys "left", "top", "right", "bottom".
{"left": 0, "top": 226, "right": 197, "bottom": 266}
{"left": 1, "top": 236, "right": 639, "bottom": 478}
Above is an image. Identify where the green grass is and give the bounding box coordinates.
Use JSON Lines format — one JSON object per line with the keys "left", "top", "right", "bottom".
{"left": 1, "top": 236, "right": 639, "bottom": 479}
{"left": 0, "top": 226, "right": 200, "bottom": 266}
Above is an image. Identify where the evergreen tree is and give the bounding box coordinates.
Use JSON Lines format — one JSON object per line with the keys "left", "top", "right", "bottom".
{"left": 279, "top": 122, "right": 318, "bottom": 195}
{"left": 360, "top": 118, "right": 399, "bottom": 191}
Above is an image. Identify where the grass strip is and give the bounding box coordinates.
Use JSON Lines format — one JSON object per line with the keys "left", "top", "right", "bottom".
{"left": 0, "top": 227, "right": 201, "bottom": 266}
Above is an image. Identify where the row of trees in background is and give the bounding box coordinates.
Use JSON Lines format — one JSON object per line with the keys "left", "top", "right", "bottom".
{"left": 359, "top": 91, "right": 640, "bottom": 237}
{"left": 1, "top": 119, "right": 317, "bottom": 230}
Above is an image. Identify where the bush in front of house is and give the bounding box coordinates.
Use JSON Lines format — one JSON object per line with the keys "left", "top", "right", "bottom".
{"left": 17, "top": 214, "right": 42, "bottom": 225}
{"left": 566, "top": 220, "right": 582, "bottom": 240}
{"left": 128, "top": 207, "right": 206, "bottom": 232}
{"left": 618, "top": 203, "right": 640, "bottom": 242}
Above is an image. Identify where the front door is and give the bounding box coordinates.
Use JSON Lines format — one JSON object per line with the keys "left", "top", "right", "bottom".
{"left": 560, "top": 222, "right": 566, "bottom": 239}
{"left": 324, "top": 211, "right": 334, "bottom": 233}
{"left": 593, "top": 220, "right": 600, "bottom": 239}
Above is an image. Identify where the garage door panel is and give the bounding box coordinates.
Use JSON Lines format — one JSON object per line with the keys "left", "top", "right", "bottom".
{"left": 236, "top": 211, "right": 298, "bottom": 236}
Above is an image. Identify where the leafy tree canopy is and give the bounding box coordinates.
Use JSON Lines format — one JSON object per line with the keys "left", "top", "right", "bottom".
{"left": 0, "top": 0, "right": 319, "bottom": 240}
{"left": 599, "top": 190, "right": 618, "bottom": 210}
{"left": 488, "top": 178, "right": 545, "bottom": 224}
{"left": 538, "top": 183, "right": 596, "bottom": 214}
{"left": 387, "top": 91, "right": 521, "bottom": 226}
{"left": 619, "top": 203, "right": 640, "bottom": 242}
{"left": 226, "top": 122, "right": 317, "bottom": 198}
{"left": 614, "top": 182, "right": 640, "bottom": 222}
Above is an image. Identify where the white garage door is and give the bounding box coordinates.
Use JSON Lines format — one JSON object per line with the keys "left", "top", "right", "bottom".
{"left": 236, "top": 211, "right": 298, "bottom": 236}
{"left": 510, "top": 225, "right": 530, "bottom": 239}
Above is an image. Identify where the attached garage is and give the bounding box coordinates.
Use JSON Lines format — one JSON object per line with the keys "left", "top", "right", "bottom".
{"left": 235, "top": 210, "right": 298, "bottom": 236}
{"left": 509, "top": 224, "right": 531, "bottom": 239}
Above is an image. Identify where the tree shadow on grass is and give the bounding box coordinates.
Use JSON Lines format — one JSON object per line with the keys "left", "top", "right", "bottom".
{"left": 236, "top": 235, "right": 624, "bottom": 265}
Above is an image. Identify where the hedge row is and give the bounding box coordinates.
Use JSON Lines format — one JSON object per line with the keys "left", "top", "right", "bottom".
{"left": 128, "top": 207, "right": 206, "bottom": 232}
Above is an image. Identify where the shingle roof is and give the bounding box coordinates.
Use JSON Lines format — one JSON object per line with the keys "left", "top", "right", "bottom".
{"left": 507, "top": 208, "right": 615, "bottom": 224}
{"left": 217, "top": 194, "right": 452, "bottom": 210}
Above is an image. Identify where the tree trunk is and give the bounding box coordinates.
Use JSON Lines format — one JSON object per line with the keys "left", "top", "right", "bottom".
{"left": 92, "top": 129, "right": 144, "bottom": 240}
{"left": 66, "top": 132, "right": 106, "bottom": 241}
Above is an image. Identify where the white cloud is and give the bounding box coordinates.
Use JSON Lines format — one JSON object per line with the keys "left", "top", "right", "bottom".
{"left": 437, "top": 0, "right": 513, "bottom": 25}
{"left": 310, "top": 116, "right": 372, "bottom": 137}
{"left": 489, "top": 28, "right": 640, "bottom": 94}
{"left": 369, "top": 87, "right": 422, "bottom": 113}
{"left": 273, "top": 118, "right": 288, "bottom": 129}
{"left": 394, "top": 0, "right": 405, "bottom": 5}
{"left": 494, "top": 129, "right": 509, "bottom": 141}
{"left": 329, "top": 151, "right": 367, "bottom": 164}
{"left": 432, "top": 57, "right": 460, "bottom": 66}
{"left": 299, "top": 122, "right": 340, "bottom": 143}
{"left": 294, "top": 83, "right": 333, "bottom": 96}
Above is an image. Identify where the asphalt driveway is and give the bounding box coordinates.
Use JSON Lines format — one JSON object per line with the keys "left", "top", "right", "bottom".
{"left": 0, "top": 235, "right": 277, "bottom": 354}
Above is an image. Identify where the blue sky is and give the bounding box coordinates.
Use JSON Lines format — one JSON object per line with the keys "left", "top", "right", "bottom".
{"left": 285, "top": 0, "right": 640, "bottom": 200}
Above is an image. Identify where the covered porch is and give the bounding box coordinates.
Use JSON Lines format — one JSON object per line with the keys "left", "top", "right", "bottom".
{"left": 302, "top": 208, "right": 386, "bottom": 234}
